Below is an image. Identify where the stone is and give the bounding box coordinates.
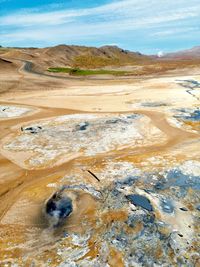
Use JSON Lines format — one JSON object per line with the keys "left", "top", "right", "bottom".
{"left": 77, "top": 122, "right": 89, "bottom": 131}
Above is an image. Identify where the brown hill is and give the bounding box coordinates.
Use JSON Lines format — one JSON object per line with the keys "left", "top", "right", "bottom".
{"left": 160, "top": 46, "right": 200, "bottom": 60}
{"left": 42, "top": 44, "right": 151, "bottom": 68}
{"left": 1, "top": 45, "right": 151, "bottom": 70}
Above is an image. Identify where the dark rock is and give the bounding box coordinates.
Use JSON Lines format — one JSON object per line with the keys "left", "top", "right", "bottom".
{"left": 111, "top": 188, "right": 121, "bottom": 197}
{"left": 77, "top": 122, "right": 89, "bottom": 131}
{"left": 126, "top": 114, "right": 139, "bottom": 119}
{"left": 143, "top": 213, "right": 155, "bottom": 225}
{"left": 24, "top": 126, "right": 42, "bottom": 134}
{"left": 126, "top": 194, "right": 153, "bottom": 212}
{"left": 115, "top": 175, "right": 138, "bottom": 188}
{"left": 25, "top": 127, "right": 34, "bottom": 131}
{"left": 196, "top": 205, "right": 200, "bottom": 211}
{"left": 106, "top": 118, "right": 120, "bottom": 124}
{"left": 154, "top": 182, "right": 165, "bottom": 190}
{"left": 179, "top": 207, "right": 188, "bottom": 211}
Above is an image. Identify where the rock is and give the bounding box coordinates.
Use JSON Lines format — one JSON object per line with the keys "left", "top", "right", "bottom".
{"left": 77, "top": 122, "right": 89, "bottom": 131}
{"left": 106, "top": 118, "right": 120, "bottom": 124}
{"left": 115, "top": 175, "right": 137, "bottom": 188}
{"left": 196, "top": 205, "right": 200, "bottom": 211}
{"left": 179, "top": 207, "right": 188, "bottom": 211}
{"left": 23, "top": 126, "right": 42, "bottom": 134}
{"left": 126, "top": 114, "right": 139, "bottom": 119}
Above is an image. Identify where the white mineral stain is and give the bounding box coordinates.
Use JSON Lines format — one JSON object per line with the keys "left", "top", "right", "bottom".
{"left": 2, "top": 113, "right": 166, "bottom": 169}
{"left": 0, "top": 105, "right": 34, "bottom": 119}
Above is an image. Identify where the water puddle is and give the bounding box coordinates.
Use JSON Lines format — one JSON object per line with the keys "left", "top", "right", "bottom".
{"left": 126, "top": 194, "right": 153, "bottom": 211}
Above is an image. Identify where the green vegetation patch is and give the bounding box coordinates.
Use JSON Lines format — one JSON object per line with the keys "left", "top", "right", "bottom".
{"left": 47, "top": 67, "right": 130, "bottom": 76}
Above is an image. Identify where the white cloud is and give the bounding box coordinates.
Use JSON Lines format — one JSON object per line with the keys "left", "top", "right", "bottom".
{"left": 0, "top": 0, "right": 200, "bottom": 50}
{"left": 1, "top": 0, "right": 199, "bottom": 27}
{"left": 151, "top": 27, "right": 200, "bottom": 37}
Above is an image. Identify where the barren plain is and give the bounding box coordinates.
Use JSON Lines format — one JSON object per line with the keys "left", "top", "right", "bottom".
{"left": 0, "top": 47, "right": 200, "bottom": 266}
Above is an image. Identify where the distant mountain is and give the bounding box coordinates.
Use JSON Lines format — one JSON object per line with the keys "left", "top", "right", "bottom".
{"left": 160, "top": 46, "right": 200, "bottom": 60}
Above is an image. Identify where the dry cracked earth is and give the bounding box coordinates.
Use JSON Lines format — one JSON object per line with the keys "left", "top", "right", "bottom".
{"left": 0, "top": 60, "right": 200, "bottom": 267}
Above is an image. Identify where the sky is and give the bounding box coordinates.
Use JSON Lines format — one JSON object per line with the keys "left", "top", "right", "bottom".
{"left": 0, "top": 0, "right": 200, "bottom": 54}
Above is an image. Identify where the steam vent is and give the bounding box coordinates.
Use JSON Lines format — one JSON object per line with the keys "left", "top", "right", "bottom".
{"left": 45, "top": 191, "right": 73, "bottom": 227}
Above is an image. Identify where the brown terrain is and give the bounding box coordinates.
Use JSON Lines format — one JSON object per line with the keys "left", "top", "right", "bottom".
{"left": 1, "top": 44, "right": 200, "bottom": 75}
{"left": 0, "top": 45, "right": 200, "bottom": 266}
{"left": 162, "top": 46, "right": 200, "bottom": 60}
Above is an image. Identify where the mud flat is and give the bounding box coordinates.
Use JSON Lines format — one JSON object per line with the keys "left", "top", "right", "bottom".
{"left": 0, "top": 104, "right": 37, "bottom": 119}
{"left": 1, "top": 113, "right": 167, "bottom": 169}
{"left": 0, "top": 59, "right": 200, "bottom": 266}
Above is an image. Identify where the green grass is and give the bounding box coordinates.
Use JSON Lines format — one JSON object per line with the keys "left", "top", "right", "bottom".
{"left": 47, "top": 67, "right": 130, "bottom": 76}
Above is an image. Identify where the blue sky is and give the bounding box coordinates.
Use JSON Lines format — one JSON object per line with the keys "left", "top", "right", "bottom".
{"left": 0, "top": 0, "right": 200, "bottom": 54}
